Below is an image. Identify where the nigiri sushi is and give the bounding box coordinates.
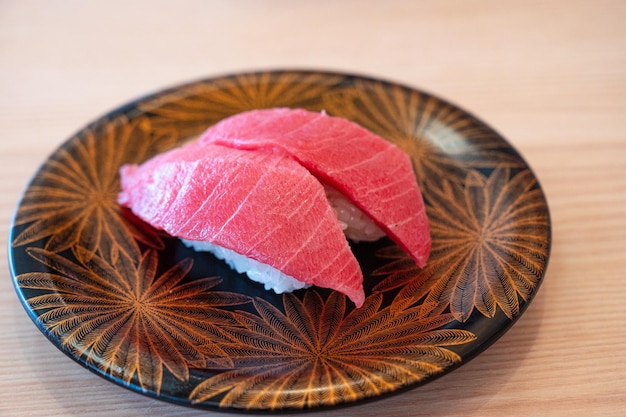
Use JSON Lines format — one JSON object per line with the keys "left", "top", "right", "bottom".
{"left": 118, "top": 140, "right": 365, "bottom": 306}
{"left": 200, "top": 108, "right": 431, "bottom": 267}
{"left": 118, "top": 108, "right": 431, "bottom": 308}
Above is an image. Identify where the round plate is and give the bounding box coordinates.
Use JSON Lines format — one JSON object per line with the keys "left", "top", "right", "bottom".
{"left": 9, "top": 70, "right": 551, "bottom": 412}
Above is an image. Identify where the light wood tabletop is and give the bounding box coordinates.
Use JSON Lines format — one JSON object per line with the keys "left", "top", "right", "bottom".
{"left": 1, "top": 1, "right": 625, "bottom": 416}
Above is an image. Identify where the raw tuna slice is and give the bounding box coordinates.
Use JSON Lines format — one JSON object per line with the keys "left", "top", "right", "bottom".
{"left": 200, "top": 108, "right": 431, "bottom": 267}
{"left": 118, "top": 141, "right": 365, "bottom": 307}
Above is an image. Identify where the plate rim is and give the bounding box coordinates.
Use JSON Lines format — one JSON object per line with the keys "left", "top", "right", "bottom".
{"left": 8, "top": 68, "right": 552, "bottom": 413}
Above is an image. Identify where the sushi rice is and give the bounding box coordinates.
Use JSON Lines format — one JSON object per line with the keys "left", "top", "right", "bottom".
{"left": 324, "top": 185, "right": 385, "bottom": 242}
{"left": 182, "top": 187, "right": 384, "bottom": 295}
{"left": 182, "top": 239, "right": 311, "bottom": 293}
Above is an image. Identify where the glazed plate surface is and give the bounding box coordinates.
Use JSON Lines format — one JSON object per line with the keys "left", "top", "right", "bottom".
{"left": 9, "top": 70, "right": 551, "bottom": 412}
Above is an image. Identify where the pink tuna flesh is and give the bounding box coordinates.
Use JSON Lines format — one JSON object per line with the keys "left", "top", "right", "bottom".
{"left": 200, "top": 108, "right": 431, "bottom": 267}
{"left": 118, "top": 141, "right": 365, "bottom": 307}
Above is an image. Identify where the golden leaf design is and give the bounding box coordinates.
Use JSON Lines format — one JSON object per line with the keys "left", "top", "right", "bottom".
{"left": 17, "top": 247, "right": 251, "bottom": 394}
{"left": 138, "top": 71, "right": 347, "bottom": 139}
{"left": 322, "top": 78, "right": 523, "bottom": 188}
{"left": 373, "top": 167, "right": 550, "bottom": 322}
{"left": 189, "top": 290, "right": 475, "bottom": 410}
{"left": 9, "top": 71, "right": 550, "bottom": 411}
{"left": 11, "top": 115, "right": 180, "bottom": 263}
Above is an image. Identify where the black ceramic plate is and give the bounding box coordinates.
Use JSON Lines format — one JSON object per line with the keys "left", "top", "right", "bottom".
{"left": 9, "top": 70, "right": 551, "bottom": 412}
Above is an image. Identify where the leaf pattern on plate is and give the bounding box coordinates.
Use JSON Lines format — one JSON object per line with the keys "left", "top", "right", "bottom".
{"left": 189, "top": 291, "right": 475, "bottom": 410}
{"left": 9, "top": 71, "right": 551, "bottom": 411}
{"left": 17, "top": 247, "right": 251, "bottom": 394}
{"left": 373, "top": 167, "right": 550, "bottom": 322}
{"left": 322, "top": 78, "right": 523, "bottom": 190}
{"left": 11, "top": 115, "right": 181, "bottom": 263}
{"left": 138, "top": 71, "right": 347, "bottom": 140}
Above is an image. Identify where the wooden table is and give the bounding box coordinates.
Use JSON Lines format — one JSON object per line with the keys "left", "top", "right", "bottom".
{"left": 1, "top": 1, "right": 625, "bottom": 415}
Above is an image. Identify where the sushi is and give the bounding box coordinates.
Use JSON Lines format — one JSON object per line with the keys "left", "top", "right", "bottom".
{"left": 200, "top": 108, "right": 431, "bottom": 267}
{"left": 118, "top": 108, "right": 431, "bottom": 307}
{"left": 118, "top": 140, "right": 365, "bottom": 306}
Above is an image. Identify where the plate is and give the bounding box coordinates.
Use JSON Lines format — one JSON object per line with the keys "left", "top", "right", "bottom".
{"left": 9, "top": 70, "right": 551, "bottom": 412}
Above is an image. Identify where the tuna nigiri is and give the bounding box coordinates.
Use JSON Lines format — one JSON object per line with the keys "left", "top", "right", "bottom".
{"left": 119, "top": 108, "right": 431, "bottom": 308}
{"left": 118, "top": 140, "right": 365, "bottom": 307}
{"left": 200, "top": 108, "right": 431, "bottom": 267}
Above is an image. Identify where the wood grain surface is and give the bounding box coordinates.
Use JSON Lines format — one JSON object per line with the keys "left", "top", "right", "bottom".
{"left": 1, "top": 1, "right": 625, "bottom": 416}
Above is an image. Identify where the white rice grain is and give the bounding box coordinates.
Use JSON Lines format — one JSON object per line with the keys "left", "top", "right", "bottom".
{"left": 324, "top": 185, "right": 385, "bottom": 242}
{"left": 181, "top": 239, "right": 310, "bottom": 293}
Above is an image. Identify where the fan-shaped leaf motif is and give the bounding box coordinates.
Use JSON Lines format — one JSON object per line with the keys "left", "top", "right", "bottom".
{"left": 17, "top": 248, "right": 251, "bottom": 394}
{"left": 11, "top": 115, "right": 181, "bottom": 263}
{"left": 321, "top": 78, "right": 523, "bottom": 191}
{"left": 138, "top": 71, "right": 348, "bottom": 139}
{"left": 189, "top": 290, "right": 476, "bottom": 410}
{"left": 373, "top": 167, "right": 550, "bottom": 322}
